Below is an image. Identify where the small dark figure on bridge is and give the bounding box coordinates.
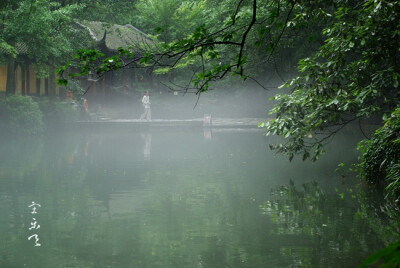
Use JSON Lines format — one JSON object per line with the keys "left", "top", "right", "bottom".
{"left": 140, "top": 91, "right": 151, "bottom": 121}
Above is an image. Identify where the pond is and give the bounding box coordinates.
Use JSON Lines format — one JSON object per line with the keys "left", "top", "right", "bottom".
{"left": 0, "top": 126, "right": 398, "bottom": 267}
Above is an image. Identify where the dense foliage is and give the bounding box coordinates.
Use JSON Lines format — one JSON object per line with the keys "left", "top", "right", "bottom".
{"left": 0, "top": 95, "right": 43, "bottom": 135}
{"left": 358, "top": 108, "right": 400, "bottom": 201}
{"left": 0, "top": 0, "right": 87, "bottom": 95}
{"left": 260, "top": 0, "right": 400, "bottom": 161}
{"left": 59, "top": 0, "right": 328, "bottom": 92}
{"left": 0, "top": 95, "right": 80, "bottom": 135}
{"left": 0, "top": 0, "right": 84, "bottom": 62}
{"left": 0, "top": 0, "right": 136, "bottom": 62}
{"left": 0, "top": 0, "right": 138, "bottom": 96}
{"left": 131, "top": 0, "right": 207, "bottom": 43}
{"left": 359, "top": 239, "right": 400, "bottom": 268}
{"left": 58, "top": 0, "right": 138, "bottom": 24}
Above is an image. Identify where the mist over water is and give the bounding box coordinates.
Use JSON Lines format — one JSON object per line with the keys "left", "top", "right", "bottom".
{"left": 1, "top": 66, "right": 393, "bottom": 267}
{"left": 2, "top": 0, "right": 399, "bottom": 265}
{"left": 1, "top": 122, "right": 390, "bottom": 267}
{"left": 85, "top": 83, "right": 278, "bottom": 120}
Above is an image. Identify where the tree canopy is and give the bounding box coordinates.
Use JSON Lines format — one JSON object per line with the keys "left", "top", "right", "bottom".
{"left": 0, "top": 0, "right": 83, "bottom": 63}
{"left": 261, "top": 0, "right": 400, "bottom": 161}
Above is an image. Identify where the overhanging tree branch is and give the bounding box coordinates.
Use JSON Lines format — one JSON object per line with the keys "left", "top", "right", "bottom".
{"left": 237, "top": 0, "right": 257, "bottom": 74}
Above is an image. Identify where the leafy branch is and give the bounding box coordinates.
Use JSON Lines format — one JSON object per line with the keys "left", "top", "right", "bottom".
{"left": 58, "top": 0, "right": 298, "bottom": 96}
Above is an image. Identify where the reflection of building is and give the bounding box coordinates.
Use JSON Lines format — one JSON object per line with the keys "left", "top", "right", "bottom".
{"left": 0, "top": 21, "right": 153, "bottom": 103}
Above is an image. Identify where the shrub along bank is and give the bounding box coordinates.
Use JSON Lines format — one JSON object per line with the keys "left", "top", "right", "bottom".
{"left": 0, "top": 94, "right": 80, "bottom": 136}
{"left": 0, "top": 94, "right": 43, "bottom": 135}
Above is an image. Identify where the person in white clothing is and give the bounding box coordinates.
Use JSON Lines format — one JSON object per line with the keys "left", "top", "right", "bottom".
{"left": 140, "top": 91, "right": 151, "bottom": 120}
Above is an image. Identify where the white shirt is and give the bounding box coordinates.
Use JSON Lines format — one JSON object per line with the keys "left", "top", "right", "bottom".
{"left": 142, "top": 95, "right": 150, "bottom": 108}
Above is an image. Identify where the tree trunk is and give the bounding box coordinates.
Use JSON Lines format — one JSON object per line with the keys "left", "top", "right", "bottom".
{"left": 5, "top": 56, "right": 16, "bottom": 95}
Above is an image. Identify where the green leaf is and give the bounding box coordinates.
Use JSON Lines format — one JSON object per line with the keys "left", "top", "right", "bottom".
{"left": 358, "top": 240, "right": 400, "bottom": 268}
{"left": 57, "top": 78, "right": 68, "bottom": 86}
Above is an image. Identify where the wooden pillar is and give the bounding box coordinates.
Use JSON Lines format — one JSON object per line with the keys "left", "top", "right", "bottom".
{"left": 45, "top": 78, "right": 49, "bottom": 96}
{"left": 21, "top": 65, "right": 26, "bottom": 96}
{"left": 26, "top": 66, "right": 30, "bottom": 95}
{"left": 6, "top": 56, "right": 16, "bottom": 95}
{"left": 36, "top": 78, "right": 41, "bottom": 96}
{"left": 92, "top": 81, "right": 96, "bottom": 96}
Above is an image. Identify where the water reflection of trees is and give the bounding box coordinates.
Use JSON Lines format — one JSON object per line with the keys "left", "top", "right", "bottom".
{"left": 261, "top": 181, "right": 400, "bottom": 267}
{"left": 2, "top": 132, "right": 399, "bottom": 267}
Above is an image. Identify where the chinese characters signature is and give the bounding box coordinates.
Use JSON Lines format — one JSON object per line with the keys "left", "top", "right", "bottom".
{"left": 27, "top": 201, "right": 41, "bottom": 247}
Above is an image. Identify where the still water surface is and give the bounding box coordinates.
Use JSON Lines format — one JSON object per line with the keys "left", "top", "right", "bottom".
{"left": 0, "top": 126, "right": 398, "bottom": 267}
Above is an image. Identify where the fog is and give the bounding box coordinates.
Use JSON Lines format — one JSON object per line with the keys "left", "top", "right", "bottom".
{"left": 84, "top": 81, "right": 282, "bottom": 122}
